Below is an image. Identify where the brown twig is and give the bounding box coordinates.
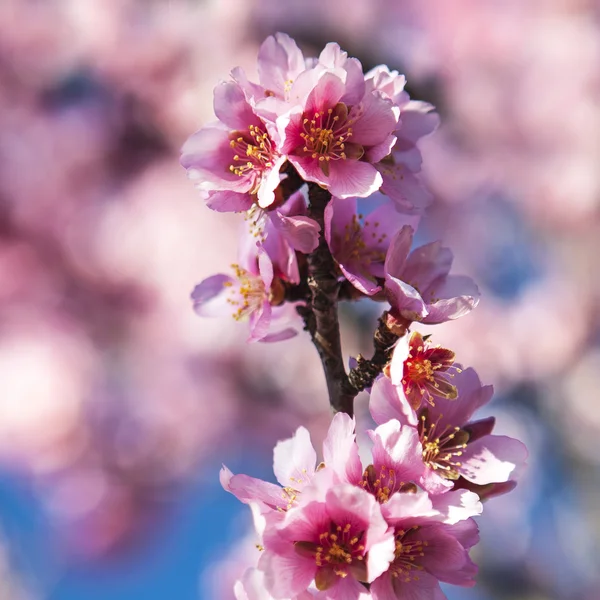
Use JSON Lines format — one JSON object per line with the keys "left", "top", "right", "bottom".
{"left": 300, "top": 183, "right": 355, "bottom": 415}
{"left": 346, "top": 311, "right": 410, "bottom": 393}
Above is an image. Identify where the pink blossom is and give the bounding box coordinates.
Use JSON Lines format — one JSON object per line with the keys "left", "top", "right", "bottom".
{"left": 277, "top": 64, "right": 399, "bottom": 198}
{"left": 384, "top": 226, "right": 480, "bottom": 324}
{"left": 370, "top": 370, "right": 528, "bottom": 495}
{"left": 191, "top": 248, "right": 299, "bottom": 343}
{"left": 259, "top": 484, "right": 395, "bottom": 598}
{"left": 388, "top": 331, "right": 458, "bottom": 409}
{"left": 366, "top": 66, "right": 439, "bottom": 214}
{"left": 371, "top": 490, "right": 480, "bottom": 600}
{"left": 221, "top": 423, "right": 319, "bottom": 517}
{"left": 325, "top": 196, "right": 419, "bottom": 295}
{"left": 239, "top": 190, "right": 320, "bottom": 284}
{"left": 181, "top": 80, "right": 285, "bottom": 210}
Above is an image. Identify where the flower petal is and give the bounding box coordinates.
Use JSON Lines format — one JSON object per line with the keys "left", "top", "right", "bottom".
{"left": 273, "top": 426, "right": 317, "bottom": 490}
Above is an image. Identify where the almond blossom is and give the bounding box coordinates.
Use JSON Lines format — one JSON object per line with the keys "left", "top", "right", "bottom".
{"left": 370, "top": 370, "right": 528, "bottom": 495}
{"left": 371, "top": 492, "right": 480, "bottom": 600}
{"left": 277, "top": 67, "right": 399, "bottom": 198}
{"left": 366, "top": 65, "right": 439, "bottom": 214}
{"left": 191, "top": 247, "right": 299, "bottom": 343}
{"left": 181, "top": 80, "right": 285, "bottom": 211}
{"left": 388, "top": 331, "right": 458, "bottom": 409}
{"left": 259, "top": 484, "right": 395, "bottom": 598}
{"left": 384, "top": 226, "right": 480, "bottom": 324}
{"left": 325, "top": 196, "right": 419, "bottom": 295}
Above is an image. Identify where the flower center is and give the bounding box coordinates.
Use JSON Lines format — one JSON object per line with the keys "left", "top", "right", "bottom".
{"left": 418, "top": 411, "right": 469, "bottom": 480}
{"left": 401, "top": 332, "right": 458, "bottom": 409}
{"left": 340, "top": 214, "right": 387, "bottom": 269}
{"left": 360, "top": 464, "right": 416, "bottom": 503}
{"left": 228, "top": 124, "right": 277, "bottom": 189}
{"left": 299, "top": 103, "right": 354, "bottom": 170}
{"left": 224, "top": 264, "right": 266, "bottom": 321}
{"left": 390, "top": 526, "right": 427, "bottom": 582}
{"left": 294, "top": 522, "right": 366, "bottom": 583}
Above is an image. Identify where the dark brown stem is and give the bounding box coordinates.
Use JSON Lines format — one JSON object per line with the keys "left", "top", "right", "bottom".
{"left": 300, "top": 183, "right": 355, "bottom": 415}
{"left": 347, "top": 311, "right": 410, "bottom": 393}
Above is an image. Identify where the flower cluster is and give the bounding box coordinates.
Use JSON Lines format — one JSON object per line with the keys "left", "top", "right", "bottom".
{"left": 183, "top": 33, "right": 464, "bottom": 342}
{"left": 182, "top": 33, "right": 527, "bottom": 600}
{"left": 222, "top": 341, "right": 526, "bottom": 599}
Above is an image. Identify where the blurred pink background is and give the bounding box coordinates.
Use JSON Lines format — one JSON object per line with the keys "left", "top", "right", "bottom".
{"left": 0, "top": 1, "right": 598, "bottom": 599}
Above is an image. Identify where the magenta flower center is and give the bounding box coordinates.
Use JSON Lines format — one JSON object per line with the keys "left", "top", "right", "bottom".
{"left": 228, "top": 124, "right": 277, "bottom": 188}
{"left": 402, "top": 333, "right": 458, "bottom": 409}
{"left": 295, "top": 522, "right": 366, "bottom": 583}
{"left": 360, "top": 464, "right": 416, "bottom": 503}
{"left": 390, "top": 526, "right": 427, "bottom": 582}
{"left": 224, "top": 264, "right": 267, "bottom": 321}
{"left": 418, "top": 411, "right": 469, "bottom": 480}
{"left": 299, "top": 103, "right": 353, "bottom": 166}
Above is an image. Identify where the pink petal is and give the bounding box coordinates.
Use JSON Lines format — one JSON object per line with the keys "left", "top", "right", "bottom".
{"left": 366, "top": 133, "right": 397, "bottom": 163}
{"left": 322, "top": 413, "right": 363, "bottom": 485}
{"left": 388, "top": 334, "right": 410, "bottom": 387}
{"left": 339, "top": 264, "right": 382, "bottom": 296}
{"left": 349, "top": 91, "right": 399, "bottom": 147}
{"left": 398, "top": 101, "right": 440, "bottom": 144}
{"left": 259, "top": 547, "right": 316, "bottom": 600}
{"left": 258, "top": 32, "right": 305, "bottom": 95}
{"left": 305, "top": 71, "right": 346, "bottom": 114}
{"left": 369, "top": 376, "right": 417, "bottom": 427}
{"left": 430, "top": 490, "right": 483, "bottom": 524}
{"left": 381, "top": 489, "right": 436, "bottom": 522}
{"left": 370, "top": 420, "right": 425, "bottom": 483}
{"left": 224, "top": 471, "right": 288, "bottom": 511}
{"left": 459, "top": 435, "right": 528, "bottom": 485}
{"left": 273, "top": 427, "right": 317, "bottom": 490}
{"left": 214, "top": 81, "right": 261, "bottom": 131}
{"left": 257, "top": 155, "right": 287, "bottom": 209}
{"left": 402, "top": 242, "right": 453, "bottom": 295}
{"left": 326, "top": 160, "right": 382, "bottom": 199}
{"left": 206, "top": 190, "right": 254, "bottom": 212}
{"left": 384, "top": 277, "right": 428, "bottom": 321}
{"left": 191, "top": 274, "right": 236, "bottom": 317}
{"left": 271, "top": 212, "right": 321, "bottom": 253}
{"left": 324, "top": 196, "right": 358, "bottom": 255}
{"left": 379, "top": 166, "right": 433, "bottom": 214}
{"left": 422, "top": 276, "right": 480, "bottom": 324}
{"left": 384, "top": 226, "right": 413, "bottom": 279}
{"left": 248, "top": 300, "right": 272, "bottom": 342}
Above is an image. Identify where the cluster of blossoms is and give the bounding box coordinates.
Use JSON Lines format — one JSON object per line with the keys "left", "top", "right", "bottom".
{"left": 181, "top": 33, "right": 527, "bottom": 600}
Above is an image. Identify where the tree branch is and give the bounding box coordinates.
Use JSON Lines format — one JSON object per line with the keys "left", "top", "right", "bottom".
{"left": 299, "top": 183, "right": 355, "bottom": 416}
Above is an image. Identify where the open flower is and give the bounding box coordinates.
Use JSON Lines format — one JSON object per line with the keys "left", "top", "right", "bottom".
{"left": 370, "top": 370, "right": 528, "bottom": 495}
{"left": 325, "top": 195, "right": 419, "bottom": 295}
{"left": 384, "top": 226, "right": 480, "bottom": 324}
{"left": 259, "top": 484, "right": 395, "bottom": 598}
{"left": 367, "top": 65, "right": 439, "bottom": 214}
{"left": 278, "top": 67, "right": 398, "bottom": 198}
{"left": 371, "top": 491, "right": 480, "bottom": 600}
{"left": 181, "top": 80, "right": 286, "bottom": 211}
{"left": 388, "top": 331, "right": 458, "bottom": 409}
{"left": 191, "top": 248, "right": 299, "bottom": 343}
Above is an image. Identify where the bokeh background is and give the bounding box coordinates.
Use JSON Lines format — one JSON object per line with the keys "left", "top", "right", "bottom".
{"left": 1, "top": 1, "right": 599, "bottom": 599}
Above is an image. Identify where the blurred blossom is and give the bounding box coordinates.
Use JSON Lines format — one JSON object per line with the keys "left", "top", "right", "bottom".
{"left": 0, "top": 1, "right": 596, "bottom": 599}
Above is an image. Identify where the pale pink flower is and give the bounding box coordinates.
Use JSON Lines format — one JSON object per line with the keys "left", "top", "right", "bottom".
{"left": 366, "top": 65, "right": 439, "bottom": 214}
{"left": 221, "top": 423, "right": 319, "bottom": 516}
{"left": 259, "top": 484, "right": 395, "bottom": 598}
{"left": 370, "top": 370, "right": 528, "bottom": 495}
{"left": 181, "top": 80, "right": 285, "bottom": 210}
{"left": 384, "top": 226, "right": 480, "bottom": 324}
{"left": 371, "top": 490, "right": 480, "bottom": 600}
{"left": 191, "top": 248, "right": 299, "bottom": 343}
{"left": 324, "top": 196, "right": 419, "bottom": 295}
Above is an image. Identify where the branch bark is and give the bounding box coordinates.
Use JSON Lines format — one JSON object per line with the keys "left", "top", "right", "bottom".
{"left": 299, "top": 183, "right": 355, "bottom": 415}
